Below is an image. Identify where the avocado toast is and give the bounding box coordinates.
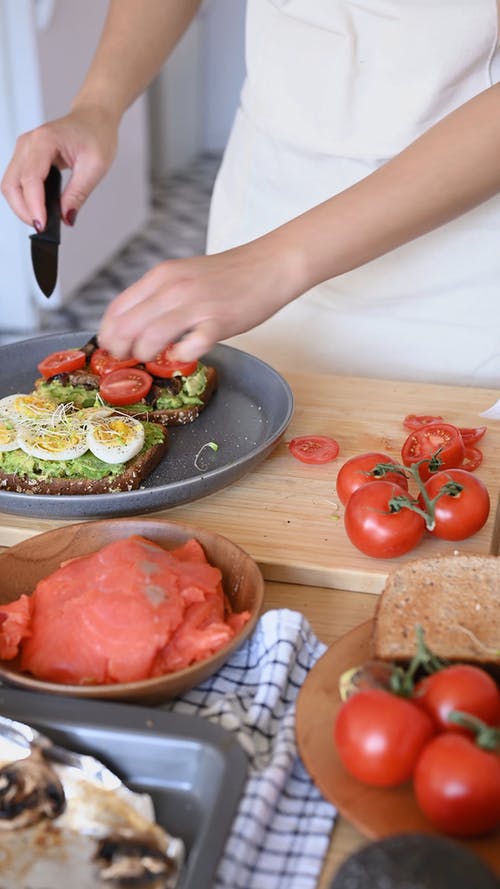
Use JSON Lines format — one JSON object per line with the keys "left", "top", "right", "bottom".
{"left": 35, "top": 337, "right": 219, "bottom": 426}
{"left": 0, "top": 395, "right": 169, "bottom": 495}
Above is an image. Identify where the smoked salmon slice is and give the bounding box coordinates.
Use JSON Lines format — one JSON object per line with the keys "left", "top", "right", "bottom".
{"left": 0, "top": 536, "right": 251, "bottom": 685}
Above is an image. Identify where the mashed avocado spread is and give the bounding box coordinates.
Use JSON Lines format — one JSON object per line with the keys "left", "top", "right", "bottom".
{"left": 0, "top": 422, "right": 164, "bottom": 481}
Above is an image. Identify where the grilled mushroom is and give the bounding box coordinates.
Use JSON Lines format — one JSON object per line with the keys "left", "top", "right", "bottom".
{"left": 94, "top": 832, "right": 177, "bottom": 884}
{"left": 0, "top": 747, "right": 66, "bottom": 829}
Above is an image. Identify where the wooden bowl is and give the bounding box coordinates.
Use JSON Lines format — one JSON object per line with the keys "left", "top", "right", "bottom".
{"left": 0, "top": 518, "right": 264, "bottom": 704}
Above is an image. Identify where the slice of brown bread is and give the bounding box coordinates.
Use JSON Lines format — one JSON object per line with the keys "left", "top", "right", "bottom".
{"left": 0, "top": 423, "right": 169, "bottom": 495}
{"left": 372, "top": 553, "right": 500, "bottom": 668}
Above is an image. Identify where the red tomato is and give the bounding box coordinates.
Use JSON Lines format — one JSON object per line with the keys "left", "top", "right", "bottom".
{"left": 459, "top": 425, "right": 487, "bottom": 445}
{"left": 418, "top": 468, "right": 490, "bottom": 540}
{"left": 90, "top": 348, "right": 139, "bottom": 376}
{"left": 403, "top": 414, "right": 443, "bottom": 430}
{"left": 461, "top": 445, "right": 483, "bottom": 472}
{"left": 144, "top": 345, "right": 198, "bottom": 379}
{"left": 344, "top": 481, "right": 425, "bottom": 558}
{"left": 99, "top": 367, "right": 153, "bottom": 406}
{"left": 414, "top": 733, "right": 500, "bottom": 836}
{"left": 401, "top": 423, "right": 465, "bottom": 480}
{"left": 37, "top": 349, "right": 87, "bottom": 379}
{"left": 415, "top": 665, "right": 500, "bottom": 732}
{"left": 335, "top": 452, "right": 409, "bottom": 505}
{"left": 289, "top": 435, "right": 340, "bottom": 464}
{"left": 333, "top": 689, "right": 435, "bottom": 787}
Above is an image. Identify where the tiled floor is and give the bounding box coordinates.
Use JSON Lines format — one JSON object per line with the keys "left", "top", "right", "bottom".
{"left": 1, "top": 153, "right": 221, "bottom": 346}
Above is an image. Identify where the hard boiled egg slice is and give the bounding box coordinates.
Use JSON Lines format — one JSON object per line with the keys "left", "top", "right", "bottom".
{"left": 0, "top": 415, "right": 19, "bottom": 452}
{"left": 17, "top": 418, "right": 88, "bottom": 461}
{"left": 0, "top": 393, "right": 55, "bottom": 421}
{"left": 87, "top": 415, "right": 145, "bottom": 464}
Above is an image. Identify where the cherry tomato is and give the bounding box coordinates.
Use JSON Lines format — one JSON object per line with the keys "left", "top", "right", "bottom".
{"left": 89, "top": 348, "right": 139, "bottom": 376}
{"left": 401, "top": 423, "right": 465, "bottom": 480}
{"left": 414, "top": 733, "right": 500, "bottom": 836}
{"left": 460, "top": 445, "right": 483, "bottom": 472}
{"left": 403, "top": 414, "right": 443, "bottom": 430}
{"left": 289, "top": 435, "right": 340, "bottom": 464}
{"left": 459, "top": 425, "right": 487, "bottom": 445}
{"left": 418, "top": 468, "right": 490, "bottom": 540}
{"left": 344, "top": 481, "right": 425, "bottom": 558}
{"left": 37, "top": 349, "right": 87, "bottom": 379}
{"left": 99, "top": 367, "right": 153, "bottom": 406}
{"left": 415, "top": 665, "right": 500, "bottom": 732}
{"left": 333, "top": 688, "right": 435, "bottom": 787}
{"left": 335, "top": 452, "right": 409, "bottom": 505}
{"left": 144, "top": 345, "right": 198, "bottom": 379}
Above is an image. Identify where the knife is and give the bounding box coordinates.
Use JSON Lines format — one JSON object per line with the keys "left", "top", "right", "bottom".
{"left": 30, "top": 165, "right": 62, "bottom": 298}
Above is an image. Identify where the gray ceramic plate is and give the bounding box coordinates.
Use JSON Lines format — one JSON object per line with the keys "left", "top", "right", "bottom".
{"left": 0, "top": 330, "right": 294, "bottom": 518}
{"left": 0, "top": 687, "right": 248, "bottom": 889}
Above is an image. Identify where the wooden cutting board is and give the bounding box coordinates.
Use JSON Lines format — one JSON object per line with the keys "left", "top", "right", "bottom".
{"left": 1, "top": 373, "right": 499, "bottom": 594}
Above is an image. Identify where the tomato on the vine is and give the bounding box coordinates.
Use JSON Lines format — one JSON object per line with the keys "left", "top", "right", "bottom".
{"left": 335, "top": 452, "right": 408, "bottom": 505}
{"left": 333, "top": 688, "right": 435, "bottom": 787}
{"left": 344, "top": 481, "right": 425, "bottom": 558}
{"left": 401, "top": 423, "right": 465, "bottom": 480}
{"left": 289, "top": 435, "right": 340, "bottom": 464}
{"left": 418, "top": 468, "right": 490, "bottom": 540}
{"left": 415, "top": 664, "right": 500, "bottom": 732}
{"left": 414, "top": 732, "right": 500, "bottom": 837}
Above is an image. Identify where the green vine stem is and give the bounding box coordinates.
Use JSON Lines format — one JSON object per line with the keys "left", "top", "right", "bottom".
{"left": 447, "top": 711, "right": 500, "bottom": 751}
{"left": 389, "top": 624, "right": 448, "bottom": 696}
{"left": 371, "top": 449, "right": 465, "bottom": 532}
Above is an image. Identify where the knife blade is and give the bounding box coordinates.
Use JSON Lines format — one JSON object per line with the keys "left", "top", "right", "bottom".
{"left": 30, "top": 165, "right": 62, "bottom": 298}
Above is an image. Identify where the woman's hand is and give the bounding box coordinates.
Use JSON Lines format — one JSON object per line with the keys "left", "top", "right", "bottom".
{"left": 1, "top": 105, "right": 119, "bottom": 230}
{"left": 98, "top": 234, "right": 306, "bottom": 362}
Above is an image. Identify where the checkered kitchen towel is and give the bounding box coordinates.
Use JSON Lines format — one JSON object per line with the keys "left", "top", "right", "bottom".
{"left": 167, "top": 609, "right": 337, "bottom": 889}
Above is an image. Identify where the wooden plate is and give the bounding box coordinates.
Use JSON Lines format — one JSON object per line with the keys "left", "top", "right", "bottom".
{"left": 295, "top": 620, "right": 500, "bottom": 875}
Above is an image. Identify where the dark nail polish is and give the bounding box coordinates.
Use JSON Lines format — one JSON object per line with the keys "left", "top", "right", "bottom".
{"left": 65, "top": 208, "right": 77, "bottom": 226}
{"left": 33, "top": 219, "right": 43, "bottom": 233}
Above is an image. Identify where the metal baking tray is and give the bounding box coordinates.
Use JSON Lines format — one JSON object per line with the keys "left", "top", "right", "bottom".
{"left": 0, "top": 687, "right": 248, "bottom": 889}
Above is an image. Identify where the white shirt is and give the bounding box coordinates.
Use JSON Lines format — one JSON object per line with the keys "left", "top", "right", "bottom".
{"left": 207, "top": 0, "right": 500, "bottom": 386}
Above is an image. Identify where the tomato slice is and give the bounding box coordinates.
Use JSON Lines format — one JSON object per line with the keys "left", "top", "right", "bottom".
{"left": 403, "top": 414, "right": 443, "bottom": 431}
{"left": 144, "top": 345, "right": 198, "bottom": 379}
{"left": 401, "top": 423, "right": 465, "bottom": 480}
{"left": 460, "top": 445, "right": 483, "bottom": 472}
{"left": 289, "top": 435, "right": 340, "bottom": 464}
{"left": 458, "top": 425, "right": 487, "bottom": 445}
{"left": 37, "top": 349, "right": 87, "bottom": 379}
{"left": 90, "top": 348, "right": 140, "bottom": 376}
{"left": 99, "top": 367, "right": 153, "bottom": 406}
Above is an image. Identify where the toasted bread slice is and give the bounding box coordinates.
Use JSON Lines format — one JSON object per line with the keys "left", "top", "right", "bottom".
{"left": 372, "top": 553, "right": 500, "bottom": 669}
{"left": 0, "top": 422, "right": 169, "bottom": 496}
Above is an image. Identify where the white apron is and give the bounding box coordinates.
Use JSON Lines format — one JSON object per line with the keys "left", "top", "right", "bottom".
{"left": 207, "top": 0, "right": 500, "bottom": 386}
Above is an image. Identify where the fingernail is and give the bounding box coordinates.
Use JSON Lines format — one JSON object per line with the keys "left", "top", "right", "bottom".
{"left": 33, "top": 219, "right": 43, "bottom": 233}
{"left": 65, "top": 209, "right": 77, "bottom": 226}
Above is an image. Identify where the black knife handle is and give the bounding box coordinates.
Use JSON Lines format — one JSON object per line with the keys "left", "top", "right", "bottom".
{"left": 38, "top": 165, "right": 62, "bottom": 244}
